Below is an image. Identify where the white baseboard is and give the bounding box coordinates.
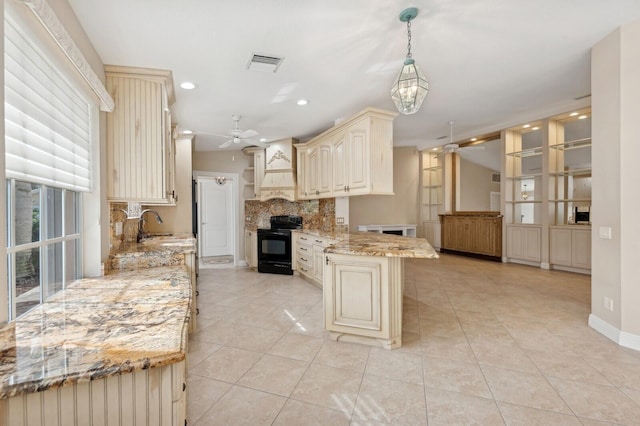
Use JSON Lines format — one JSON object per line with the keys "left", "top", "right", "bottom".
{"left": 589, "top": 314, "right": 640, "bottom": 351}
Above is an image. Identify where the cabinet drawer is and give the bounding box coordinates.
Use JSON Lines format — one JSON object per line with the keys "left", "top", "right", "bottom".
{"left": 296, "top": 253, "right": 313, "bottom": 275}
{"left": 296, "top": 234, "right": 311, "bottom": 244}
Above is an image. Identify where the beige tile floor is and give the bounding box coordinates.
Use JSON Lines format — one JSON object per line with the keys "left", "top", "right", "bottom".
{"left": 187, "top": 254, "right": 640, "bottom": 425}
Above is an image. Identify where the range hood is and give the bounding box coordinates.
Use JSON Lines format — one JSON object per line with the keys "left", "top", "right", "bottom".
{"left": 260, "top": 138, "right": 297, "bottom": 202}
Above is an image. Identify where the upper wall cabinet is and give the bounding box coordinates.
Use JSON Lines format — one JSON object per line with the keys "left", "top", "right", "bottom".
{"left": 296, "top": 108, "right": 397, "bottom": 200}
{"left": 106, "top": 66, "right": 176, "bottom": 205}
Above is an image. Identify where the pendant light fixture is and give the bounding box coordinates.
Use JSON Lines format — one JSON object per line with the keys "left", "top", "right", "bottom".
{"left": 390, "top": 7, "right": 429, "bottom": 115}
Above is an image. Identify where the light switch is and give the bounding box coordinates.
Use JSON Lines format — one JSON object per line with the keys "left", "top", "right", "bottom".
{"left": 598, "top": 227, "right": 612, "bottom": 239}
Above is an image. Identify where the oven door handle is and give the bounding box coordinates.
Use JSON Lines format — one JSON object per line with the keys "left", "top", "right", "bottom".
{"left": 263, "top": 231, "right": 291, "bottom": 237}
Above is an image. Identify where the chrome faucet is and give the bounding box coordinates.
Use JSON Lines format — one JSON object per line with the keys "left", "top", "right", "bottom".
{"left": 137, "top": 209, "right": 164, "bottom": 242}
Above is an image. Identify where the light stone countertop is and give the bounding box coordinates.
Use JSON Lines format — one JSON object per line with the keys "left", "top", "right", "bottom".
{"left": 295, "top": 229, "right": 439, "bottom": 259}
{"left": 0, "top": 266, "right": 191, "bottom": 400}
{"left": 110, "top": 233, "right": 197, "bottom": 271}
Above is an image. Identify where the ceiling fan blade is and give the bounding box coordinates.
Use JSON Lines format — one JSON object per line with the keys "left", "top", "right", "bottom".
{"left": 245, "top": 140, "right": 268, "bottom": 148}
{"left": 219, "top": 139, "right": 234, "bottom": 149}
{"left": 239, "top": 129, "right": 258, "bottom": 139}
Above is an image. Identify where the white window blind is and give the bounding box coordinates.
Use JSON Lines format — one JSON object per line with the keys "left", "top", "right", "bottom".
{"left": 4, "top": 16, "right": 92, "bottom": 192}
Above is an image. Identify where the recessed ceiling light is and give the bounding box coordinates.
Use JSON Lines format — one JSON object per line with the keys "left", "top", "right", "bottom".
{"left": 431, "top": 148, "right": 438, "bottom": 151}
{"left": 259, "top": 138, "right": 267, "bottom": 142}
{"left": 570, "top": 112, "right": 579, "bottom": 117}
{"left": 471, "top": 138, "right": 477, "bottom": 142}
{"left": 532, "top": 127, "right": 540, "bottom": 131}
{"left": 181, "top": 129, "right": 193, "bottom": 134}
{"left": 180, "top": 81, "right": 196, "bottom": 90}
{"left": 578, "top": 115, "right": 588, "bottom": 119}
{"left": 523, "top": 124, "right": 531, "bottom": 129}
{"left": 297, "top": 99, "right": 309, "bottom": 106}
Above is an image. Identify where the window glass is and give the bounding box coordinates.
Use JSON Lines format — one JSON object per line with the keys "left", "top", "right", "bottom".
{"left": 46, "top": 187, "right": 63, "bottom": 239}
{"left": 15, "top": 181, "right": 40, "bottom": 245}
{"left": 65, "top": 191, "right": 80, "bottom": 235}
{"left": 65, "top": 239, "right": 80, "bottom": 283}
{"left": 46, "top": 242, "right": 64, "bottom": 298}
{"left": 15, "top": 247, "right": 40, "bottom": 317}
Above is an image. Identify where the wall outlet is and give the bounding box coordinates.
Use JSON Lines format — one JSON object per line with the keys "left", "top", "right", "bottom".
{"left": 603, "top": 296, "right": 614, "bottom": 312}
{"left": 115, "top": 221, "right": 123, "bottom": 236}
{"left": 599, "top": 227, "right": 612, "bottom": 239}
{"left": 336, "top": 217, "right": 344, "bottom": 224}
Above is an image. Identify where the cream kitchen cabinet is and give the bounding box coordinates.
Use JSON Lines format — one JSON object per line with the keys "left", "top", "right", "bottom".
{"left": 303, "top": 143, "right": 332, "bottom": 199}
{"left": 334, "top": 117, "right": 373, "bottom": 195}
{"left": 245, "top": 229, "right": 258, "bottom": 269}
{"left": 296, "top": 108, "right": 397, "bottom": 200}
{"left": 243, "top": 146, "right": 265, "bottom": 199}
{"left": 549, "top": 226, "right": 591, "bottom": 271}
{"left": 293, "top": 232, "right": 336, "bottom": 288}
{"left": 324, "top": 253, "right": 403, "bottom": 349}
{"left": 106, "top": 66, "right": 176, "bottom": 205}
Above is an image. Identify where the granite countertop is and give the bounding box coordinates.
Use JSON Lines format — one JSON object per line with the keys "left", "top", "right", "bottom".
{"left": 296, "top": 229, "right": 439, "bottom": 259}
{"left": 112, "top": 233, "right": 197, "bottom": 256}
{"left": 0, "top": 266, "right": 191, "bottom": 400}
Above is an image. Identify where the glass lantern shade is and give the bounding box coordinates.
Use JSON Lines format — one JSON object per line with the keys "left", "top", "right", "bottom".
{"left": 390, "top": 58, "right": 429, "bottom": 115}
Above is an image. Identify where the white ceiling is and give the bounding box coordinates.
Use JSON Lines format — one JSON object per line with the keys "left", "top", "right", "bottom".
{"left": 68, "top": 0, "right": 640, "bottom": 152}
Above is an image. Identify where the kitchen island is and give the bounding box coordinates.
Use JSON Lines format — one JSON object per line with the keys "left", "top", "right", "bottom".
{"left": 297, "top": 230, "right": 438, "bottom": 349}
{"left": 0, "top": 266, "right": 191, "bottom": 426}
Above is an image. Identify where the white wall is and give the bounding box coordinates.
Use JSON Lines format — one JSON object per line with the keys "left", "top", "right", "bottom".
{"left": 591, "top": 18, "right": 640, "bottom": 348}
{"left": 146, "top": 136, "right": 194, "bottom": 234}
{"left": 349, "top": 147, "right": 419, "bottom": 229}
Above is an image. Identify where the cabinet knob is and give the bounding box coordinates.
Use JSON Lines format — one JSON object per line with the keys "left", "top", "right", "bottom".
{"left": 183, "top": 382, "right": 186, "bottom": 391}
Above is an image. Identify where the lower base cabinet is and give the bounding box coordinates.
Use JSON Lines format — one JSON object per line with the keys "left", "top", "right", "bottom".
{"left": 294, "top": 232, "right": 335, "bottom": 288}
{"left": 550, "top": 226, "right": 591, "bottom": 271}
{"left": 0, "top": 361, "right": 186, "bottom": 426}
{"left": 324, "top": 253, "right": 403, "bottom": 349}
{"left": 440, "top": 214, "right": 502, "bottom": 258}
{"left": 245, "top": 229, "right": 257, "bottom": 269}
{"left": 506, "top": 225, "right": 541, "bottom": 263}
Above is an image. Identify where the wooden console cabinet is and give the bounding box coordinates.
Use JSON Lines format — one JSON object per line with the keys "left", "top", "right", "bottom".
{"left": 440, "top": 213, "right": 502, "bottom": 259}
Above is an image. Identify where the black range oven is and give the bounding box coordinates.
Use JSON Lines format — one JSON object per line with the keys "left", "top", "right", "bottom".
{"left": 257, "top": 215, "right": 303, "bottom": 275}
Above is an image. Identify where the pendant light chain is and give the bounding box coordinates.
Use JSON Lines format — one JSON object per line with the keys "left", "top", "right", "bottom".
{"left": 406, "top": 20, "right": 412, "bottom": 59}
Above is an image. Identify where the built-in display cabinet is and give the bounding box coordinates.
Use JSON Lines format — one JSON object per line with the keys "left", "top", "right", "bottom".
{"left": 106, "top": 66, "right": 176, "bottom": 205}
{"left": 420, "top": 151, "right": 443, "bottom": 248}
{"left": 502, "top": 108, "right": 591, "bottom": 273}
{"left": 296, "top": 108, "right": 397, "bottom": 200}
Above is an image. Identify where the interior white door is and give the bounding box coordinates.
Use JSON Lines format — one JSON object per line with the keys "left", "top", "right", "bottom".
{"left": 199, "top": 178, "right": 233, "bottom": 257}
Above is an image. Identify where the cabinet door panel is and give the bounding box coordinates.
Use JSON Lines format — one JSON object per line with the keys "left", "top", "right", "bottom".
{"left": 571, "top": 230, "right": 591, "bottom": 269}
{"left": 550, "top": 228, "right": 572, "bottom": 266}
{"left": 347, "top": 123, "right": 370, "bottom": 193}
{"left": 333, "top": 133, "right": 346, "bottom": 193}
{"left": 331, "top": 263, "right": 381, "bottom": 331}
{"left": 318, "top": 143, "right": 333, "bottom": 196}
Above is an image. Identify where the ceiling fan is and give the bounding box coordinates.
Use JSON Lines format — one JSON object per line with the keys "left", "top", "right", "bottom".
{"left": 210, "top": 115, "right": 267, "bottom": 149}
{"left": 438, "top": 121, "right": 485, "bottom": 155}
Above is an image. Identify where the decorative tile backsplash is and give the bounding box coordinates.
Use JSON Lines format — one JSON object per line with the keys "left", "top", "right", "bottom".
{"left": 245, "top": 198, "right": 336, "bottom": 232}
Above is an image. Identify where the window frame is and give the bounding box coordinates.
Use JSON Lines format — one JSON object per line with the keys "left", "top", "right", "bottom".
{"left": 6, "top": 179, "right": 82, "bottom": 320}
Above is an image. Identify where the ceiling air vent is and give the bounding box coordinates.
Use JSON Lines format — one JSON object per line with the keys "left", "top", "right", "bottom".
{"left": 247, "top": 53, "right": 284, "bottom": 73}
